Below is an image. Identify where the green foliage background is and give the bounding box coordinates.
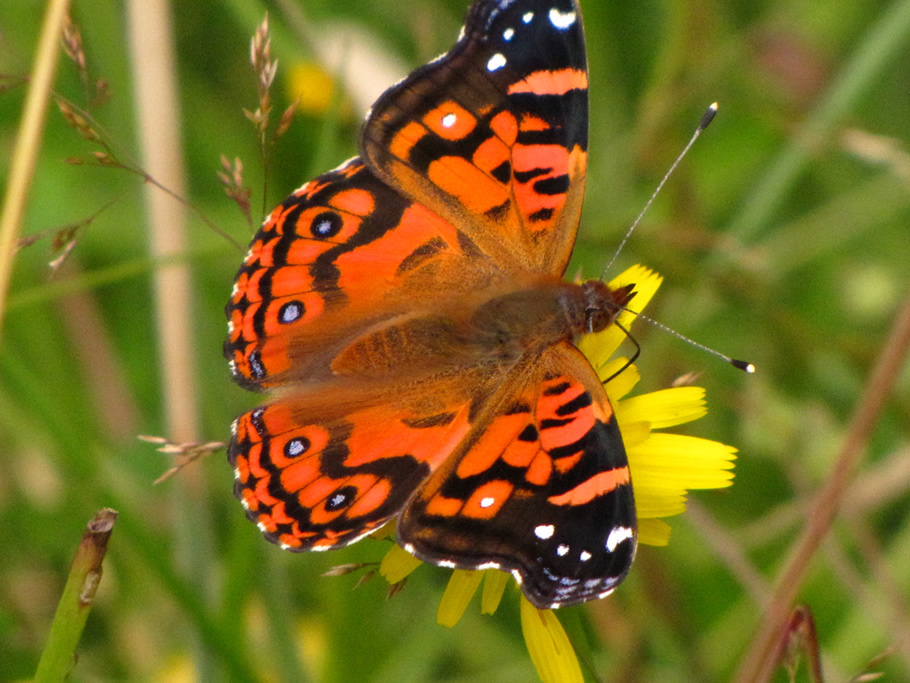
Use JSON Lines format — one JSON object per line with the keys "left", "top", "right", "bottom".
{"left": 1, "top": 0, "right": 909, "bottom": 680}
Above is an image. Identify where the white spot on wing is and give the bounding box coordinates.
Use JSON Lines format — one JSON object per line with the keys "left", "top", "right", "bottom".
{"left": 548, "top": 8, "right": 577, "bottom": 30}
{"left": 503, "top": 27, "right": 515, "bottom": 41}
{"left": 579, "top": 550, "right": 592, "bottom": 562}
{"left": 480, "top": 496, "right": 495, "bottom": 508}
{"left": 606, "top": 526, "right": 635, "bottom": 552}
{"left": 556, "top": 544, "right": 569, "bottom": 556}
{"left": 522, "top": 11, "right": 534, "bottom": 24}
{"left": 332, "top": 156, "right": 360, "bottom": 173}
{"left": 534, "top": 524, "right": 555, "bottom": 540}
{"left": 487, "top": 53, "right": 507, "bottom": 71}
{"left": 442, "top": 112, "right": 457, "bottom": 128}
{"left": 476, "top": 561, "right": 502, "bottom": 570}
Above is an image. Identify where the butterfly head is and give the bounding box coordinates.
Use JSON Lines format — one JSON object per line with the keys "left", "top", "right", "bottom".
{"left": 581, "top": 281, "right": 636, "bottom": 334}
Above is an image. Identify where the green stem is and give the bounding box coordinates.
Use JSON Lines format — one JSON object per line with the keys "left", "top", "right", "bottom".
{"left": 34, "top": 509, "right": 118, "bottom": 683}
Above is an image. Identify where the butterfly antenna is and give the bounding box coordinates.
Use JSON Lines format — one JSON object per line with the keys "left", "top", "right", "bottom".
{"left": 601, "top": 103, "right": 719, "bottom": 278}
{"left": 621, "top": 307, "right": 755, "bottom": 373}
{"left": 603, "top": 321, "right": 641, "bottom": 382}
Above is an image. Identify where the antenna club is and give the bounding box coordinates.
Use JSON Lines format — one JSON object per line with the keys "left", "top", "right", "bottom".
{"left": 699, "top": 103, "right": 719, "bottom": 130}
{"left": 731, "top": 359, "right": 756, "bottom": 373}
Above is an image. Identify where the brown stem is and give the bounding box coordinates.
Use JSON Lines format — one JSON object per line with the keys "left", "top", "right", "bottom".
{"left": 734, "top": 287, "right": 910, "bottom": 682}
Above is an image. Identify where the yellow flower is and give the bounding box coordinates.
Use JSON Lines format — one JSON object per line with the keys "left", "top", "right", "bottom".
{"left": 285, "top": 61, "right": 351, "bottom": 118}
{"left": 378, "top": 264, "right": 738, "bottom": 682}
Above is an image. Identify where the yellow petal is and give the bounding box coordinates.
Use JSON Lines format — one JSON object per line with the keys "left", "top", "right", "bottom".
{"left": 579, "top": 325, "right": 626, "bottom": 366}
{"left": 629, "top": 434, "right": 737, "bottom": 519}
{"left": 379, "top": 544, "right": 422, "bottom": 584}
{"left": 437, "top": 570, "right": 483, "bottom": 627}
{"left": 520, "top": 597, "right": 583, "bottom": 683}
{"left": 638, "top": 518, "right": 672, "bottom": 546}
{"left": 480, "top": 570, "right": 509, "bottom": 615}
{"left": 629, "top": 434, "right": 737, "bottom": 490}
{"left": 615, "top": 419, "right": 651, "bottom": 449}
{"left": 617, "top": 387, "right": 707, "bottom": 429}
{"left": 603, "top": 358, "right": 640, "bottom": 399}
{"left": 633, "top": 488, "right": 688, "bottom": 518}
{"left": 610, "top": 264, "right": 663, "bottom": 328}
{"left": 286, "top": 62, "right": 337, "bottom": 115}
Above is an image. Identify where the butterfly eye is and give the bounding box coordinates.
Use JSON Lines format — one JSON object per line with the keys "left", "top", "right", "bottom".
{"left": 586, "top": 307, "right": 609, "bottom": 334}
{"left": 310, "top": 211, "right": 343, "bottom": 239}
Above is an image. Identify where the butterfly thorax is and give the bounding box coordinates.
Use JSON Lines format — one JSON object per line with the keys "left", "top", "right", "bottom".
{"left": 331, "top": 278, "right": 635, "bottom": 379}
{"left": 469, "top": 279, "right": 636, "bottom": 358}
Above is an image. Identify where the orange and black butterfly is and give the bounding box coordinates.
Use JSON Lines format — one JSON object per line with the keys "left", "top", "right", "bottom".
{"left": 225, "top": 0, "right": 638, "bottom": 609}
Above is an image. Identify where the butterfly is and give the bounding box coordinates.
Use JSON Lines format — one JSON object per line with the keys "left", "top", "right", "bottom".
{"left": 225, "top": 0, "right": 639, "bottom": 609}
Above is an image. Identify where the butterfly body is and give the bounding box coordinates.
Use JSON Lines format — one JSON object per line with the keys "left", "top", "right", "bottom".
{"left": 226, "top": 0, "right": 640, "bottom": 609}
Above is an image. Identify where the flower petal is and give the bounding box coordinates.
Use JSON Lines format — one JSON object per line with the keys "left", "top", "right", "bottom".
{"left": 633, "top": 489, "right": 687, "bottom": 518}
{"left": 379, "top": 544, "right": 422, "bottom": 584}
{"left": 617, "top": 387, "right": 707, "bottom": 429}
{"left": 629, "top": 434, "right": 737, "bottom": 519}
{"left": 438, "top": 570, "right": 483, "bottom": 627}
{"left": 480, "top": 570, "right": 509, "bottom": 615}
{"left": 629, "top": 434, "right": 737, "bottom": 490}
{"left": 638, "top": 518, "right": 672, "bottom": 546}
{"left": 611, "top": 265, "right": 662, "bottom": 327}
{"left": 520, "top": 596, "right": 583, "bottom": 683}
{"left": 615, "top": 420, "right": 651, "bottom": 449}
{"left": 603, "top": 358, "right": 640, "bottom": 398}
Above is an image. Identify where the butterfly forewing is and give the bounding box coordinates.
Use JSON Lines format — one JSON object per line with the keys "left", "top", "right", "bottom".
{"left": 225, "top": 160, "right": 497, "bottom": 390}
{"left": 363, "top": 0, "right": 588, "bottom": 275}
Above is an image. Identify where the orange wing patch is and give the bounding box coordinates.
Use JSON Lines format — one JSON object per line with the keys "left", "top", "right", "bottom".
{"left": 508, "top": 68, "right": 588, "bottom": 96}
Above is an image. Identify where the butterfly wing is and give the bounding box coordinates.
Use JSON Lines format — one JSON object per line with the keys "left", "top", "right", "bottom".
{"left": 363, "top": 0, "right": 588, "bottom": 275}
{"left": 225, "top": 159, "right": 498, "bottom": 390}
{"left": 398, "top": 342, "right": 637, "bottom": 609}
{"left": 228, "top": 367, "right": 498, "bottom": 550}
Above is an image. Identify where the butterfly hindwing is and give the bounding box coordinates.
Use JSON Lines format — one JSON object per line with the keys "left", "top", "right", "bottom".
{"left": 363, "top": 0, "right": 588, "bottom": 274}
{"left": 398, "top": 343, "right": 637, "bottom": 609}
{"left": 229, "top": 388, "right": 477, "bottom": 550}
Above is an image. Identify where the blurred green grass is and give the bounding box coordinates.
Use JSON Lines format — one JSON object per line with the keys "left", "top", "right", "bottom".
{"left": 2, "top": 0, "right": 909, "bottom": 681}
